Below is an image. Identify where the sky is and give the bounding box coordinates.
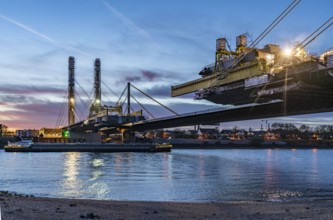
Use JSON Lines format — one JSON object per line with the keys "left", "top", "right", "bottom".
{"left": 0, "top": 0, "right": 333, "bottom": 131}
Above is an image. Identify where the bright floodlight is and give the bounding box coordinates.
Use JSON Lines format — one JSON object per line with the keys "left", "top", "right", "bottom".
{"left": 265, "top": 54, "right": 275, "bottom": 65}
{"left": 283, "top": 47, "right": 292, "bottom": 57}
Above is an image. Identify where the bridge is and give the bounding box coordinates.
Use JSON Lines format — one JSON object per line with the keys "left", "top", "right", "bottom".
{"left": 62, "top": 6, "right": 333, "bottom": 141}
{"left": 62, "top": 56, "right": 333, "bottom": 141}
{"left": 69, "top": 95, "right": 333, "bottom": 133}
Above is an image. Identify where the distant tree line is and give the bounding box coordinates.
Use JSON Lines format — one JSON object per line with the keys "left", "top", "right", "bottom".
{"left": 0, "top": 124, "right": 8, "bottom": 137}
{"left": 270, "top": 123, "right": 333, "bottom": 139}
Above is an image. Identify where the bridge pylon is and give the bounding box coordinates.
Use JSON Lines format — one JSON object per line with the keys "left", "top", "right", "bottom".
{"left": 68, "top": 56, "right": 75, "bottom": 126}
{"left": 89, "top": 58, "right": 102, "bottom": 116}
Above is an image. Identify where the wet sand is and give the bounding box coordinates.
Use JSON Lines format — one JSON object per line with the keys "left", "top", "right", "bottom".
{"left": 1, "top": 192, "right": 333, "bottom": 219}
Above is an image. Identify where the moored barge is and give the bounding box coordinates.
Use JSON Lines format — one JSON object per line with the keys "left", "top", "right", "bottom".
{"left": 4, "top": 141, "right": 172, "bottom": 153}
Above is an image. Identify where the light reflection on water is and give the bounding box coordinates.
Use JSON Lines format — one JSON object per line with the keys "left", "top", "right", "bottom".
{"left": 0, "top": 149, "right": 333, "bottom": 202}
{"left": 60, "top": 153, "right": 82, "bottom": 198}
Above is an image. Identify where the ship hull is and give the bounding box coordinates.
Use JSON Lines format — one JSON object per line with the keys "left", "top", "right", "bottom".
{"left": 203, "top": 66, "right": 333, "bottom": 105}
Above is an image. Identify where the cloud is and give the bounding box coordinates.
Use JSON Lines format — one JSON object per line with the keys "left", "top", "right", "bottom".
{"left": 124, "top": 75, "right": 141, "bottom": 82}
{"left": 17, "top": 101, "right": 62, "bottom": 114}
{"left": 0, "top": 99, "right": 61, "bottom": 127}
{"left": 142, "top": 70, "right": 160, "bottom": 80}
{"left": 0, "top": 85, "right": 64, "bottom": 96}
{"left": 0, "top": 95, "right": 30, "bottom": 104}
{"left": 123, "top": 69, "right": 164, "bottom": 83}
{"left": 145, "top": 84, "right": 170, "bottom": 98}
{"left": 274, "top": 113, "right": 333, "bottom": 126}
{"left": 0, "top": 82, "right": 91, "bottom": 129}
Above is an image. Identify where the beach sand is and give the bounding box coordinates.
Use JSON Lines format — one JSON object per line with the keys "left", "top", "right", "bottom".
{"left": 1, "top": 192, "right": 333, "bottom": 219}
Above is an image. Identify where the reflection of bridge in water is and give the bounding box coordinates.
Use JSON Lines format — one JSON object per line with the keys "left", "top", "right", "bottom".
{"left": 64, "top": 57, "right": 333, "bottom": 141}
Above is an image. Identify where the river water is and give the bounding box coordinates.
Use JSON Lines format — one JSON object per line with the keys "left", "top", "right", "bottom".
{"left": 1, "top": 149, "right": 333, "bottom": 202}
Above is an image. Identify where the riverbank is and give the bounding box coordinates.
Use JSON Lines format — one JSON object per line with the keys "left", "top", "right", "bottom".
{"left": 0, "top": 192, "right": 332, "bottom": 219}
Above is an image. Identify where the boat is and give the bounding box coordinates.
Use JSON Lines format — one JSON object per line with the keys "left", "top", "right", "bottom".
{"left": 4, "top": 141, "right": 172, "bottom": 153}
{"left": 171, "top": 34, "right": 333, "bottom": 106}
{"left": 154, "top": 143, "right": 173, "bottom": 152}
{"left": 5, "top": 138, "right": 33, "bottom": 149}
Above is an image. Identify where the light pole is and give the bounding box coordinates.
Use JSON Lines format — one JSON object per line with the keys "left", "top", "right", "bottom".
{"left": 261, "top": 119, "right": 268, "bottom": 131}
{"left": 266, "top": 120, "right": 268, "bottom": 131}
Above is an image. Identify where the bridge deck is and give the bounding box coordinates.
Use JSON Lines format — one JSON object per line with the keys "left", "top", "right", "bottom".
{"left": 123, "top": 98, "right": 333, "bottom": 131}
{"left": 68, "top": 89, "right": 333, "bottom": 132}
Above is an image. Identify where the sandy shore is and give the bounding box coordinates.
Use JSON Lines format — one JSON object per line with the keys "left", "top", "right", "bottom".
{"left": 1, "top": 192, "right": 333, "bottom": 219}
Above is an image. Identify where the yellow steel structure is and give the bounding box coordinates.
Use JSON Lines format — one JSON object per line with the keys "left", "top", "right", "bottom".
{"left": 171, "top": 60, "right": 265, "bottom": 97}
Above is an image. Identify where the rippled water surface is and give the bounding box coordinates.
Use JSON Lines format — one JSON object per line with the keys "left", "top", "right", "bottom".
{"left": 1, "top": 149, "right": 333, "bottom": 202}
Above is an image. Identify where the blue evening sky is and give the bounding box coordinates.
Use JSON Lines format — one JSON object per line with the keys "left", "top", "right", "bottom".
{"left": 0, "top": 0, "right": 332, "bottom": 130}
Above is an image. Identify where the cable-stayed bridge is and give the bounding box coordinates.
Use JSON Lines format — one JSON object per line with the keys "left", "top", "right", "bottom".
{"left": 61, "top": 10, "right": 333, "bottom": 140}
{"left": 60, "top": 56, "right": 333, "bottom": 142}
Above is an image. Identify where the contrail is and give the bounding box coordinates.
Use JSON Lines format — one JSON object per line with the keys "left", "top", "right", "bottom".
{"left": 0, "top": 13, "right": 93, "bottom": 58}
{"left": 103, "top": 1, "right": 152, "bottom": 40}
{"left": 0, "top": 13, "right": 55, "bottom": 43}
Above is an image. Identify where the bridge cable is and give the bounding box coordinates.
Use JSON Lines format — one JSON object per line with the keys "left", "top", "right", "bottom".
{"left": 74, "top": 90, "right": 87, "bottom": 121}
{"left": 101, "top": 90, "right": 113, "bottom": 106}
{"left": 55, "top": 89, "right": 68, "bottom": 128}
{"left": 116, "top": 85, "right": 128, "bottom": 106}
{"left": 251, "top": 17, "right": 333, "bottom": 105}
{"left": 75, "top": 80, "right": 92, "bottom": 101}
{"left": 72, "top": 109, "right": 81, "bottom": 122}
{"left": 100, "top": 81, "right": 115, "bottom": 106}
{"left": 122, "top": 96, "right": 136, "bottom": 115}
{"left": 229, "top": 0, "right": 301, "bottom": 69}
{"left": 130, "top": 94, "right": 156, "bottom": 119}
{"left": 120, "top": 95, "right": 128, "bottom": 114}
{"left": 130, "top": 83, "right": 179, "bottom": 116}
{"left": 297, "top": 16, "right": 333, "bottom": 50}
{"left": 227, "top": 0, "right": 302, "bottom": 71}
{"left": 249, "top": 0, "right": 302, "bottom": 48}
{"left": 76, "top": 80, "right": 96, "bottom": 118}
{"left": 102, "top": 81, "right": 119, "bottom": 100}
{"left": 207, "top": 0, "right": 302, "bottom": 90}
{"left": 55, "top": 97, "right": 65, "bottom": 127}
